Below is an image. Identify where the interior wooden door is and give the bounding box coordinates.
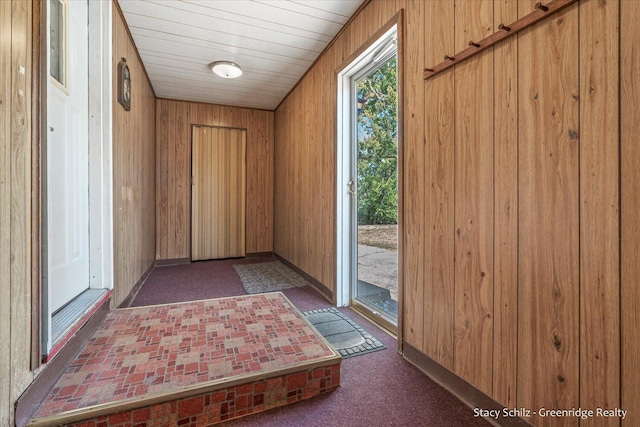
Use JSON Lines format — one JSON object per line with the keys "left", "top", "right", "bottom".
{"left": 191, "top": 126, "right": 246, "bottom": 260}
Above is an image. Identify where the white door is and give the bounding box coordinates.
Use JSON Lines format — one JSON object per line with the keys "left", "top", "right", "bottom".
{"left": 47, "top": 0, "right": 90, "bottom": 313}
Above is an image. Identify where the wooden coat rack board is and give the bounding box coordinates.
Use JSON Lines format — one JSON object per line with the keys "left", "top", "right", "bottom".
{"left": 423, "top": 0, "right": 580, "bottom": 80}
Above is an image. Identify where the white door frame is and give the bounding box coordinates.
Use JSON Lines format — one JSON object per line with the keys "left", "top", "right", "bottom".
{"left": 87, "top": 0, "right": 113, "bottom": 292}
{"left": 41, "top": 0, "right": 113, "bottom": 353}
{"left": 336, "top": 25, "right": 397, "bottom": 308}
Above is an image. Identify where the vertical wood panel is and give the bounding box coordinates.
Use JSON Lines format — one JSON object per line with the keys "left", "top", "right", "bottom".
{"left": 10, "top": 0, "right": 34, "bottom": 406}
{"left": 191, "top": 126, "right": 202, "bottom": 258}
{"left": 112, "top": 2, "right": 156, "bottom": 307}
{"left": 273, "top": 105, "right": 285, "bottom": 258}
{"left": 246, "top": 109, "right": 274, "bottom": 254}
{"left": 402, "top": 0, "right": 425, "bottom": 351}
{"left": 423, "top": 0, "right": 455, "bottom": 369}
{"left": 246, "top": 109, "right": 257, "bottom": 254}
{"left": 264, "top": 110, "right": 275, "bottom": 253}
{"left": 273, "top": 3, "right": 405, "bottom": 294}
{"left": 453, "top": 0, "right": 494, "bottom": 394}
{"left": 155, "top": 99, "right": 169, "bottom": 259}
{"left": 621, "top": 0, "right": 640, "bottom": 424}
{"left": 174, "top": 101, "right": 190, "bottom": 258}
{"left": 0, "top": 0, "right": 13, "bottom": 423}
{"left": 517, "top": 2, "right": 580, "bottom": 423}
{"left": 293, "top": 82, "right": 303, "bottom": 268}
{"left": 579, "top": 0, "right": 620, "bottom": 423}
{"left": 167, "top": 102, "right": 182, "bottom": 256}
{"left": 492, "top": 0, "right": 518, "bottom": 408}
{"left": 156, "top": 100, "right": 273, "bottom": 260}
{"left": 1, "top": 0, "right": 37, "bottom": 421}
{"left": 271, "top": 1, "right": 629, "bottom": 422}
{"left": 306, "top": 70, "right": 318, "bottom": 267}
{"left": 321, "top": 54, "right": 335, "bottom": 290}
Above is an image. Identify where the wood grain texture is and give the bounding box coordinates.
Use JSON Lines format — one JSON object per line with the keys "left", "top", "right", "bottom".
{"left": 289, "top": 0, "right": 629, "bottom": 418}
{"left": 246, "top": 109, "right": 274, "bottom": 253}
{"left": 453, "top": 0, "right": 494, "bottom": 394}
{"left": 621, "top": 0, "right": 640, "bottom": 425}
{"left": 191, "top": 127, "right": 246, "bottom": 260}
{"left": 155, "top": 99, "right": 273, "bottom": 260}
{"left": 422, "top": 0, "right": 455, "bottom": 369}
{"left": 321, "top": 54, "right": 336, "bottom": 289}
{"left": 579, "top": 0, "right": 620, "bottom": 423}
{"left": 423, "top": 0, "right": 580, "bottom": 80}
{"left": 112, "top": 2, "right": 156, "bottom": 308}
{"left": 402, "top": 0, "right": 425, "bottom": 352}
{"left": 273, "top": 4, "right": 405, "bottom": 299}
{"left": 155, "top": 99, "right": 169, "bottom": 259}
{"left": 492, "top": 0, "right": 518, "bottom": 408}
{"left": 274, "top": 76, "right": 327, "bottom": 286}
{"left": 10, "top": 0, "right": 34, "bottom": 410}
{"left": 0, "top": 2, "right": 14, "bottom": 423}
{"left": 517, "top": 1, "right": 580, "bottom": 423}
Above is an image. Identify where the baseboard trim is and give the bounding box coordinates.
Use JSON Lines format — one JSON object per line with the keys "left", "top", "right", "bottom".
{"left": 117, "top": 262, "right": 155, "bottom": 308}
{"left": 274, "top": 253, "right": 334, "bottom": 304}
{"left": 246, "top": 251, "right": 274, "bottom": 258}
{"left": 15, "top": 296, "right": 112, "bottom": 427}
{"left": 154, "top": 257, "right": 191, "bottom": 267}
{"left": 402, "top": 343, "right": 531, "bottom": 427}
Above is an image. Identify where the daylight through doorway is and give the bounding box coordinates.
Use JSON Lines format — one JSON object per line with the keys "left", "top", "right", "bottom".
{"left": 352, "top": 50, "right": 398, "bottom": 325}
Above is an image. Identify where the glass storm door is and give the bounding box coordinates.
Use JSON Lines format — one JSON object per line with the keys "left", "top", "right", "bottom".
{"left": 350, "top": 51, "right": 399, "bottom": 326}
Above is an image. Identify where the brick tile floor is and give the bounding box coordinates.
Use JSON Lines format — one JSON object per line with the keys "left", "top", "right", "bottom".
{"left": 31, "top": 293, "right": 340, "bottom": 425}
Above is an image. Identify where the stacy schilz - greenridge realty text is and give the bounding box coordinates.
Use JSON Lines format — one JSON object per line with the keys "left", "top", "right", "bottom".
{"left": 474, "top": 407, "right": 627, "bottom": 420}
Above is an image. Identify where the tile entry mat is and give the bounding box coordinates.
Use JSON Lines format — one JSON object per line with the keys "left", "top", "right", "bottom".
{"left": 304, "top": 307, "right": 386, "bottom": 358}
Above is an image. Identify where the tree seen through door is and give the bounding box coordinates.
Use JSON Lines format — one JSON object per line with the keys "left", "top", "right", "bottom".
{"left": 355, "top": 54, "right": 398, "bottom": 321}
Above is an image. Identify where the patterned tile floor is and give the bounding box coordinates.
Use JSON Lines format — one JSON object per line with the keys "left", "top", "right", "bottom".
{"left": 33, "top": 292, "right": 338, "bottom": 419}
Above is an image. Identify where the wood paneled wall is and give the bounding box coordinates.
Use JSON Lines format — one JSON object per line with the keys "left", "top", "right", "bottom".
{"left": 111, "top": 3, "right": 156, "bottom": 307}
{"left": 274, "top": 0, "right": 637, "bottom": 425}
{"left": 273, "top": 1, "right": 401, "bottom": 293}
{"left": 156, "top": 99, "right": 274, "bottom": 260}
{"left": 0, "top": 1, "right": 35, "bottom": 424}
{"left": 621, "top": 0, "right": 640, "bottom": 424}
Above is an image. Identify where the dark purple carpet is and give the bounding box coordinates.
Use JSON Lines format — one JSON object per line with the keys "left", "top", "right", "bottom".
{"left": 131, "top": 259, "right": 490, "bottom": 427}
{"left": 130, "top": 257, "right": 274, "bottom": 307}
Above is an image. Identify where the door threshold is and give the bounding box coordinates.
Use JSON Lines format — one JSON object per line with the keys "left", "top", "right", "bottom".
{"left": 52, "top": 289, "right": 109, "bottom": 344}
{"left": 350, "top": 299, "right": 398, "bottom": 337}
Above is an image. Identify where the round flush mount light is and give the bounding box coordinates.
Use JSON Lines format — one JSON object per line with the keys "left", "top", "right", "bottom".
{"left": 209, "top": 61, "right": 243, "bottom": 79}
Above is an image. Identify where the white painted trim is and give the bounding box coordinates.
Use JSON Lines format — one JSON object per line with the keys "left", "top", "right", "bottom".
{"left": 335, "top": 25, "right": 397, "bottom": 308}
{"left": 88, "top": 0, "right": 113, "bottom": 292}
{"left": 336, "top": 72, "right": 351, "bottom": 307}
{"left": 41, "top": 0, "right": 113, "bottom": 353}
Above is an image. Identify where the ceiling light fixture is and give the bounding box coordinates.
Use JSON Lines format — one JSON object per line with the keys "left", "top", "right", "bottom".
{"left": 209, "top": 61, "right": 243, "bottom": 79}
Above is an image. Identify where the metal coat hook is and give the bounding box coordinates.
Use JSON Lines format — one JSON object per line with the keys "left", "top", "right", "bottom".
{"left": 535, "top": 2, "right": 550, "bottom": 12}
{"left": 423, "top": 0, "right": 579, "bottom": 80}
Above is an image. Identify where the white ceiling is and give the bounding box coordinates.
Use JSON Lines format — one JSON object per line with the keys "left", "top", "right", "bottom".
{"left": 118, "top": 0, "right": 365, "bottom": 110}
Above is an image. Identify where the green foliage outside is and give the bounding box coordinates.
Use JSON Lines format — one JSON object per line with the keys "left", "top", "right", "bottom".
{"left": 356, "top": 56, "right": 398, "bottom": 225}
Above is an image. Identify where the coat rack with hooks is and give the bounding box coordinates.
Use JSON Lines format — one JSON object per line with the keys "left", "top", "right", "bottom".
{"left": 423, "top": 0, "right": 580, "bottom": 80}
